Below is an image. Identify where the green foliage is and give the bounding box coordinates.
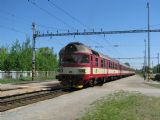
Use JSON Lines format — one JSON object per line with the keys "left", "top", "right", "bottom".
{"left": 36, "top": 47, "right": 58, "bottom": 71}
{"left": 0, "top": 47, "right": 8, "bottom": 70}
{"left": 80, "top": 91, "right": 160, "bottom": 120}
{"left": 152, "top": 64, "right": 160, "bottom": 73}
{"left": 0, "top": 39, "right": 58, "bottom": 71}
{"left": 0, "top": 76, "right": 56, "bottom": 84}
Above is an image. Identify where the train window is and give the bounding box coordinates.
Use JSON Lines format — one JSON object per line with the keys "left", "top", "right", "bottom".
{"left": 101, "top": 60, "right": 103, "bottom": 67}
{"left": 109, "top": 61, "right": 112, "bottom": 68}
{"left": 105, "top": 60, "right": 108, "bottom": 68}
{"left": 81, "top": 55, "right": 89, "bottom": 63}
{"left": 110, "top": 62, "right": 112, "bottom": 69}
{"left": 62, "top": 54, "right": 89, "bottom": 64}
{"left": 101, "top": 59, "right": 105, "bottom": 67}
{"left": 96, "top": 58, "right": 98, "bottom": 67}
{"left": 111, "top": 63, "right": 112, "bottom": 69}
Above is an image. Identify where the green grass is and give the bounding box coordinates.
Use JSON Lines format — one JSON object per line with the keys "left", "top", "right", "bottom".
{"left": 0, "top": 76, "right": 57, "bottom": 84}
{"left": 79, "top": 91, "right": 160, "bottom": 120}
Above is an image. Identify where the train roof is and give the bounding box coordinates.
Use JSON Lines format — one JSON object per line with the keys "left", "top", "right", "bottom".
{"left": 98, "top": 52, "right": 119, "bottom": 63}
{"left": 59, "top": 42, "right": 92, "bottom": 55}
{"left": 60, "top": 42, "right": 133, "bottom": 69}
{"left": 60, "top": 42, "right": 119, "bottom": 61}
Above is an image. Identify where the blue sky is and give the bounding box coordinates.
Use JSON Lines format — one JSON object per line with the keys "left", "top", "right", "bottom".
{"left": 0, "top": 0, "right": 160, "bottom": 69}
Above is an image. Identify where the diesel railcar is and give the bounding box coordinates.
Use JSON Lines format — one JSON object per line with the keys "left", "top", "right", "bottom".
{"left": 56, "top": 42, "right": 135, "bottom": 88}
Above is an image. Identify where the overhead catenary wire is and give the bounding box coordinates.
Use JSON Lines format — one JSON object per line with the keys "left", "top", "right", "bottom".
{"left": 0, "top": 15, "right": 31, "bottom": 30}
{"left": 49, "top": 0, "right": 147, "bottom": 56}
{"left": 48, "top": 0, "right": 160, "bottom": 35}
{"left": 48, "top": 0, "right": 108, "bottom": 49}
{"left": 47, "top": 0, "right": 105, "bottom": 48}
{"left": 115, "top": 57, "right": 158, "bottom": 60}
{"left": 28, "top": 0, "right": 76, "bottom": 30}
{"left": 28, "top": 0, "right": 160, "bottom": 57}
{"left": 36, "top": 24, "right": 68, "bottom": 31}
{"left": 48, "top": 0, "right": 92, "bottom": 30}
{"left": 29, "top": 0, "right": 103, "bottom": 48}
{"left": 0, "top": 10, "right": 30, "bottom": 34}
{"left": 99, "top": 35, "right": 123, "bottom": 57}
{"left": 0, "top": 8, "right": 69, "bottom": 31}
{"left": 0, "top": 24, "right": 26, "bottom": 34}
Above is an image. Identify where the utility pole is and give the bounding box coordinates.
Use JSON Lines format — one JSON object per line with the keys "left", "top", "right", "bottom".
{"left": 144, "top": 39, "right": 147, "bottom": 79}
{"left": 147, "top": 2, "right": 151, "bottom": 80}
{"left": 32, "top": 22, "right": 36, "bottom": 81}
{"left": 158, "top": 53, "right": 159, "bottom": 73}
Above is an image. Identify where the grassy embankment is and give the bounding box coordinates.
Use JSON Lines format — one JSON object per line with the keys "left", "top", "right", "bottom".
{"left": 0, "top": 77, "right": 56, "bottom": 84}
{"left": 80, "top": 91, "right": 160, "bottom": 120}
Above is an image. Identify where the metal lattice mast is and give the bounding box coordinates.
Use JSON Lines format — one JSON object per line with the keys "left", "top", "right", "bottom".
{"left": 147, "top": 2, "right": 151, "bottom": 80}
{"left": 32, "top": 22, "right": 36, "bottom": 81}
{"left": 35, "top": 29, "right": 160, "bottom": 38}
{"left": 144, "top": 39, "right": 147, "bottom": 76}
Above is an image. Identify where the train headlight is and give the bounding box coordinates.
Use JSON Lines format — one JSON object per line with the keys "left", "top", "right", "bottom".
{"left": 79, "top": 69, "right": 86, "bottom": 73}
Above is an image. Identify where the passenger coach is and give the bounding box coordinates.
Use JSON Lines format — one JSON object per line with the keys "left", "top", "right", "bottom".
{"left": 56, "top": 42, "right": 135, "bottom": 88}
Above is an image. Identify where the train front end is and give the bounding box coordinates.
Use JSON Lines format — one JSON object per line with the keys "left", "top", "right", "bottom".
{"left": 57, "top": 42, "right": 92, "bottom": 88}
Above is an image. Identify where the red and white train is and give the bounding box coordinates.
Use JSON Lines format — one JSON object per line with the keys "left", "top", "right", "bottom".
{"left": 57, "top": 42, "right": 135, "bottom": 88}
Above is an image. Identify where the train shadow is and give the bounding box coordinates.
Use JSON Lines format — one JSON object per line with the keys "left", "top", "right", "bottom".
{"left": 44, "top": 83, "right": 80, "bottom": 92}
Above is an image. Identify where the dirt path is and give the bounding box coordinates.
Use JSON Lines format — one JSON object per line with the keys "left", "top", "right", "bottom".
{"left": 1, "top": 75, "right": 160, "bottom": 120}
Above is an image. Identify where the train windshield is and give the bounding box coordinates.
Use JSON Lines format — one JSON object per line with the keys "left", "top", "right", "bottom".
{"left": 61, "top": 54, "right": 89, "bottom": 64}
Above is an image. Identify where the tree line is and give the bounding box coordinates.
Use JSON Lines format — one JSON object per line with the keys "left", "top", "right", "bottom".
{"left": 0, "top": 39, "right": 58, "bottom": 71}
{"left": 142, "top": 65, "right": 160, "bottom": 74}
{"left": 152, "top": 65, "right": 160, "bottom": 73}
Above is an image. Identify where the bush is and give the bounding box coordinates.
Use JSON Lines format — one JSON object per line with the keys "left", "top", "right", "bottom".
{"left": 155, "top": 73, "right": 160, "bottom": 81}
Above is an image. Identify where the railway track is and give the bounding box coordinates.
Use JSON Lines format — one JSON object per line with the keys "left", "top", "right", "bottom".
{"left": 0, "top": 86, "right": 71, "bottom": 112}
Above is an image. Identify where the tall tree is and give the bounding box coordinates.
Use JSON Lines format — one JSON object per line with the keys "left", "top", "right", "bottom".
{"left": 0, "top": 39, "right": 58, "bottom": 71}
{"left": 20, "top": 39, "right": 32, "bottom": 71}
{"left": 36, "top": 47, "right": 58, "bottom": 71}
